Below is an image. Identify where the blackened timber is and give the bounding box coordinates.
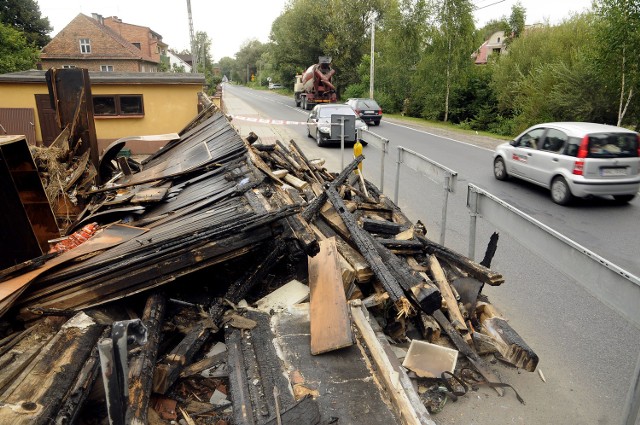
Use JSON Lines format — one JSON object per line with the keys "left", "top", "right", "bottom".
{"left": 0, "top": 312, "right": 104, "bottom": 424}
{"left": 324, "top": 186, "right": 405, "bottom": 301}
{"left": 209, "top": 241, "right": 287, "bottom": 325}
{"left": 152, "top": 320, "right": 211, "bottom": 394}
{"left": 361, "top": 217, "right": 403, "bottom": 235}
{"left": 418, "top": 235, "right": 504, "bottom": 286}
{"left": 21, "top": 225, "right": 280, "bottom": 316}
{"left": 55, "top": 328, "right": 108, "bottom": 425}
{"left": 301, "top": 155, "right": 364, "bottom": 223}
{"left": 226, "top": 326, "right": 256, "bottom": 425}
{"left": 287, "top": 139, "right": 323, "bottom": 185}
{"left": 376, "top": 238, "right": 424, "bottom": 251}
{"left": 126, "top": 293, "right": 167, "bottom": 425}
{"left": 480, "top": 232, "right": 500, "bottom": 268}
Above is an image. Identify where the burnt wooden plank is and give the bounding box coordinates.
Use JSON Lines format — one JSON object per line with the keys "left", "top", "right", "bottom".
{"left": 361, "top": 217, "right": 403, "bottom": 235}
{"left": 418, "top": 235, "right": 504, "bottom": 286}
{"left": 478, "top": 301, "right": 539, "bottom": 372}
{"left": 301, "top": 155, "right": 363, "bottom": 223}
{"left": 325, "top": 186, "right": 405, "bottom": 301}
{"left": 152, "top": 320, "right": 212, "bottom": 394}
{"left": 126, "top": 292, "right": 167, "bottom": 424}
{"left": 0, "top": 312, "right": 104, "bottom": 424}
{"left": 308, "top": 238, "right": 354, "bottom": 355}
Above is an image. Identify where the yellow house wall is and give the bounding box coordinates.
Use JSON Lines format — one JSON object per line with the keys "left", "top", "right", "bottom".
{"left": 0, "top": 81, "right": 202, "bottom": 153}
{"left": 0, "top": 83, "right": 50, "bottom": 142}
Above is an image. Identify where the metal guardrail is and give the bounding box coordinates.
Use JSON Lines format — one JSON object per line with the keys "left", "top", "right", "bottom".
{"left": 466, "top": 183, "right": 640, "bottom": 425}
{"left": 358, "top": 128, "right": 389, "bottom": 192}
{"left": 394, "top": 146, "right": 457, "bottom": 245}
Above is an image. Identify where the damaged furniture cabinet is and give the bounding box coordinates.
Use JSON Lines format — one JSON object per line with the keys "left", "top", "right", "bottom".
{"left": 0, "top": 135, "right": 59, "bottom": 269}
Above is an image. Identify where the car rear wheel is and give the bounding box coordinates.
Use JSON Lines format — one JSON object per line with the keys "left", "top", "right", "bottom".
{"left": 316, "top": 129, "right": 326, "bottom": 147}
{"left": 493, "top": 157, "right": 508, "bottom": 181}
{"left": 613, "top": 194, "right": 635, "bottom": 204}
{"left": 551, "top": 176, "right": 574, "bottom": 205}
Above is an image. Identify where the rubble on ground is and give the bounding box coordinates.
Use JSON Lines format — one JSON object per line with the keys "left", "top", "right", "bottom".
{"left": 0, "top": 104, "right": 537, "bottom": 425}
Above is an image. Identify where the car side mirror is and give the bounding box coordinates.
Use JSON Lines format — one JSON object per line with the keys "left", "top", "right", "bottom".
{"left": 510, "top": 140, "right": 517, "bottom": 146}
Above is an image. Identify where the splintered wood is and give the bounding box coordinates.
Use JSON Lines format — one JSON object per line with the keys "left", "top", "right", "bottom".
{"left": 308, "top": 238, "right": 354, "bottom": 355}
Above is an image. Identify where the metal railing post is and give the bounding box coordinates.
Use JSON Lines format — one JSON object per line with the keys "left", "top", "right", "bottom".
{"left": 340, "top": 118, "right": 345, "bottom": 170}
{"left": 394, "top": 147, "right": 403, "bottom": 204}
{"left": 440, "top": 175, "right": 450, "bottom": 246}
{"left": 466, "top": 185, "right": 479, "bottom": 260}
{"left": 380, "top": 137, "right": 388, "bottom": 192}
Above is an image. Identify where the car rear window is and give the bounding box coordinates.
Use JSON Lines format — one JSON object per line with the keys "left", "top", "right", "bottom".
{"left": 565, "top": 133, "right": 638, "bottom": 158}
{"left": 356, "top": 100, "right": 380, "bottom": 110}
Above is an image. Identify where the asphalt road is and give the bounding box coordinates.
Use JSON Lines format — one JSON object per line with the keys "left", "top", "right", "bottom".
{"left": 223, "top": 84, "right": 640, "bottom": 425}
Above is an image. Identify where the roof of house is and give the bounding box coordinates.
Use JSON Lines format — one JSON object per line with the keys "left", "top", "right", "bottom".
{"left": 40, "top": 14, "right": 158, "bottom": 63}
{"left": 0, "top": 70, "right": 205, "bottom": 85}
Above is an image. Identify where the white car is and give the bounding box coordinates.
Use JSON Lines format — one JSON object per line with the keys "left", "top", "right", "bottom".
{"left": 493, "top": 122, "right": 640, "bottom": 205}
{"left": 306, "top": 104, "right": 368, "bottom": 147}
{"left": 268, "top": 83, "right": 283, "bottom": 90}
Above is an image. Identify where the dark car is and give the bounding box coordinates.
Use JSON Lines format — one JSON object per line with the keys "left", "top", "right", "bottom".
{"left": 306, "top": 104, "right": 368, "bottom": 147}
{"left": 345, "top": 98, "right": 383, "bottom": 126}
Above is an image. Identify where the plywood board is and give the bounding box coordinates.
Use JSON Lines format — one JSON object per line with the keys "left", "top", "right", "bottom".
{"left": 308, "top": 237, "right": 353, "bottom": 355}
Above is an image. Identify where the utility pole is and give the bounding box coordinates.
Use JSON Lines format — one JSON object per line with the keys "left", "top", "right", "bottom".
{"left": 369, "top": 13, "right": 375, "bottom": 99}
{"left": 186, "top": 0, "right": 198, "bottom": 72}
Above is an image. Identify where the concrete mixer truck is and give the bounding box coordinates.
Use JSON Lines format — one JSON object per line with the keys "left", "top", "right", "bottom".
{"left": 294, "top": 56, "right": 337, "bottom": 110}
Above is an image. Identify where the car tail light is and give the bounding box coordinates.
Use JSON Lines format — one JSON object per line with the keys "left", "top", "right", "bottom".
{"left": 355, "top": 109, "right": 361, "bottom": 114}
{"left": 637, "top": 134, "right": 640, "bottom": 157}
{"left": 378, "top": 109, "right": 383, "bottom": 115}
{"left": 573, "top": 135, "right": 589, "bottom": 175}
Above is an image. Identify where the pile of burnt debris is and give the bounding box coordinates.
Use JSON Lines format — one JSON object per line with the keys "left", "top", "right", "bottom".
{"left": 0, "top": 104, "right": 538, "bottom": 425}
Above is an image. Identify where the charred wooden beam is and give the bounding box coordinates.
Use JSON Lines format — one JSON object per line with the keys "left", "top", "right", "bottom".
{"left": 376, "top": 238, "right": 424, "bottom": 251}
{"left": 209, "top": 241, "right": 288, "bottom": 325}
{"left": 126, "top": 293, "right": 167, "bottom": 424}
{"left": 361, "top": 217, "right": 403, "bottom": 235}
{"left": 325, "top": 186, "right": 405, "bottom": 301}
{"left": 301, "top": 155, "right": 363, "bottom": 223}
{"left": 418, "top": 235, "right": 504, "bottom": 286}
{"left": 55, "top": 328, "right": 108, "bottom": 424}
{"left": 287, "top": 139, "right": 323, "bottom": 185}
{"left": 0, "top": 312, "right": 104, "bottom": 424}
{"left": 477, "top": 301, "right": 539, "bottom": 372}
{"left": 152, "top": 320, "right": 211, "bottom": 395}
{"left": 480, "top": 232, "right": 500, "bottom": 268}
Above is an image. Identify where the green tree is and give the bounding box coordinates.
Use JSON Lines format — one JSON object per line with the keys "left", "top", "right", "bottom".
{"left": 0, "top": 0, "right": 51, "bottom": 48}
{"left": 508, "top": 2, "right": 526, "bottom": 38}
{"left": 491, "top": 14, "right": 601, "bottom": 133}
{"left": 0, "top": 21, "right": 39, "bottom": 73}
{"left": 235, "top": 39, "right": 268, "bottom": 84}
{"left": 592, "top": 0, "right": 640, "bottom": 126}
{"left": 413, "top": 0, "right": 475, "bottom": 122}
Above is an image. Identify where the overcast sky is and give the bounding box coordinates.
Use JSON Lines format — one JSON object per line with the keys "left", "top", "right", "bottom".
{"left": 36, "top": 0, "right": 593, "bottom": 62}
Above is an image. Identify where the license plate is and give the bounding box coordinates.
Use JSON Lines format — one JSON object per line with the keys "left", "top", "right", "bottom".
{"left": 600, "top": 167, "right": 627, "bottom": 177}
{"left": 365, "top": 110, "right": 375, "bottom": 114}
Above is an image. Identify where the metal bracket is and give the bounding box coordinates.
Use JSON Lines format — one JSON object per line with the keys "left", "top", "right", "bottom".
{"left": 98, "top": 319, "right": 148, "bottom": 425}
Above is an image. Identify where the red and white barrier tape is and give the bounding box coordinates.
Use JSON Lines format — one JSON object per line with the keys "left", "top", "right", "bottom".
{"left": 227, "top": 115, "right": 308, "bottom": 126}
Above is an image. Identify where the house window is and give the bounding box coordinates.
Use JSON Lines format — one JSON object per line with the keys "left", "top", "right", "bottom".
{"left": 100, "top": 65, "right": 114, "bottom": 72}
{"left": 93, "top": 95, "right": 144, "bottom": 117}
{"left": 132, "top": 42, "right": 141, "bottom": 50}
{"left": 79, "top": 38, "right": 91, "bottom": 54}
{"left": 62, "top": 65, "right": 76, "bottom": 69}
